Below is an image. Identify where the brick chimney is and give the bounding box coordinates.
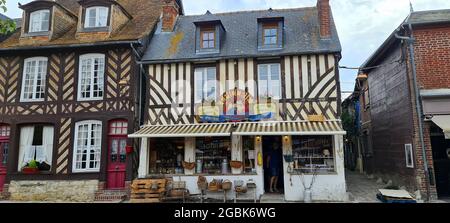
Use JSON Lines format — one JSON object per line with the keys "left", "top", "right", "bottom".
{"left": 317, "top": 0, "right": 331, "bottom": 38}
{"left": 162, "top": 0, "right": 180, "bottom": 32}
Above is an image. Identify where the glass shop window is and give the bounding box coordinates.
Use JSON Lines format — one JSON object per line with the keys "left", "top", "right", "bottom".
{"left": 149, "top": 138, "right": 185, "bottom": 175}
{"left": 195, "top": 137, "right": 231, "bottom": 175}
{"left": 243, "top": 136, "right": 256, "bottom": 174}
{"left": 290, "top": 135, "right": 335, "bottom": 174}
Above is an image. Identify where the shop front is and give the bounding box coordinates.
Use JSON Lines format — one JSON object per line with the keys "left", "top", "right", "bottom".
{"left": 130, "top": 120, "right": 347, "bottom": 202}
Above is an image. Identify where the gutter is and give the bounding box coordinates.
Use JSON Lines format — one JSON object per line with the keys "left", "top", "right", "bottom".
{"left": 138, "top": 50, "right": 342, "bottom": 65}
{"left": 130, "top": 43, "right": 144, "bottom": 126}
{"left": 0, "top": 40, "right": 142, "bottom": 52}
{"left": 395, "top": 22, "right": 431, "bottom": 201}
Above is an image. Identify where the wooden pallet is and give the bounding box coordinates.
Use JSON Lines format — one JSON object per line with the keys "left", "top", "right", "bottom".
{"left": 130, "top": 179, "right": 167, "bottom": 203}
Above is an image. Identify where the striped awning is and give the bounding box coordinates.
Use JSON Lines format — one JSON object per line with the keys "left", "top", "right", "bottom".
{"left": 234, "top": 121, "right": 346, "bottom": 136}
{"left": 128, "top": 123, "right": 234, "bottom": 138}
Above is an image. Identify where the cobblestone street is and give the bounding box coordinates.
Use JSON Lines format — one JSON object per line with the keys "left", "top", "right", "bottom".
{"left": 345, "top": 170, "right": 384, "bottom": 203}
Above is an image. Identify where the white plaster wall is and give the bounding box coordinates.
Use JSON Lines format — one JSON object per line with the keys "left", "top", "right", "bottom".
{"left": 283, "top": 135, "right": 348, "bottom": 202}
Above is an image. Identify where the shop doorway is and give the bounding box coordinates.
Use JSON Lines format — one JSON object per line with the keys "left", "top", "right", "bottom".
{"left": 106, "top": 120, "right": 128, "bottom": 189}
{"left": 263, "top": 136, "right": 284, "bottom": 194}
{"left": 430, "top": 123, "right": 450, "bottom": 198}
{"left": 0, "top": 124, "right": 10, "bottom": 192}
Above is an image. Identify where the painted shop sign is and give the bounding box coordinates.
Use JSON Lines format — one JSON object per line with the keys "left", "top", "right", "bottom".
{"left": 196, "top": 89, "right": 278, "bottom": 123}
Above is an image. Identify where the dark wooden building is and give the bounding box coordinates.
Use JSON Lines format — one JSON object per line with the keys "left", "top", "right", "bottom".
{"left": 0, "top": 0, "right": 180, "bottom": 201}
{"left": 353, "top": 9, "right": 450, "bottom": 201}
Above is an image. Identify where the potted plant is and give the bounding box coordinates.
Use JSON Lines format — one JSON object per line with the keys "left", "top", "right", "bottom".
{"left": 22, "top": 160, "right": 40, "bottom": 174}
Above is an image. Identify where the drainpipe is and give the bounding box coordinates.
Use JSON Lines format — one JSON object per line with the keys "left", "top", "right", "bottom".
{"left": 395, "top": 24, "right": 431, "bottom": 201}
{"left": 130, "top": 43, "right": 143, "bottom": 125}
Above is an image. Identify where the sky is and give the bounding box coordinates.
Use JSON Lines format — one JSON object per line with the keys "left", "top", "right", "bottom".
{"left": 4, "top": 0, "right": 450, "bottom": 99}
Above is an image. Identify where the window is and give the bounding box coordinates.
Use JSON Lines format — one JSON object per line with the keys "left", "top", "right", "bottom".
{"left": 263, "top": 23, "right": 278, "bottom": 46}
{"left": 78, "top": 54, "right": 105, "bottom": 101}
{"left": 29, "top": 10, "right": 50, "bottom": 32}
{"left": 258, "top": 63, "right": 281, "bottom": 100}
{"left": 1, "top": 143, "right": 8, "bottom": 165}
{"left": 194, "top": 67, "right": 217, "bottom": 103}
{"left": 243, "top": 136, "right": 256, "bottom": 174}
{"left": 149, "top": 138, "right": 185, "bottom": 175}
{"left": 0, "top": 125, "right": 10, "bottom": 137}
{"left": 195, "top": 137, "right": 231, "bottom": 174}
{"left": 405, "top": 144, "right": 414, "bottom": 168}
{"left": 109, "top": 120, "right": 128, "bottom": 135}
{"left": 85, "top": 6, "right": 109, "bottom": 28}
{"left": 21, "top": 57, "right": 47, "bottom": 102}
{"left": 200, "top": 27, "right": 215, "bottom": 49}
{"left": 73, "top": 121, "right": 102, "bottom": 172}
{"left": 290, "top": 136, "right": 335, "bottom": 174}
{"left": 18, "top": 125, "right": 54, "bottom": 171}
{"left": 363, "top": 89, "right": 370, "bottom": 109}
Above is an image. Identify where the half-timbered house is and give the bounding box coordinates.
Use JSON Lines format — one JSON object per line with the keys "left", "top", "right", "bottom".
{"left": 0, "top": 0, "right": 182, "bottom": 202}
{"left": 131, "top": 0, "right": 348, "bottom": 202}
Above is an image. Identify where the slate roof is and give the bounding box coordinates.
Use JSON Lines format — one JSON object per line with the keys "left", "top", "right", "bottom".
{"left": 407, "top": 9, "right": 450, "bottom": 25}
{"left": 362, "top": 9, "right": 450, "bottom": 68}
{"left": 142, "top": 7, "right": 341, "bottom": 63}
{"left": 0, "top": 0, "right": 175, "bottom": 50}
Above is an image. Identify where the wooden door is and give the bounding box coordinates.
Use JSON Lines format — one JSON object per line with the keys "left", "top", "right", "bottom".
{"left": 106, "top": 121, "right": 128, "bottom": 189}
{"left": 0, "top": 125, "right": 10, "bottom": 192}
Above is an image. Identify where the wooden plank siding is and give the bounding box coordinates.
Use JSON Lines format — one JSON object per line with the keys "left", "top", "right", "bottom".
{"left": 0, "top": 47, "right": 137, "bottom": 181}
{"left": 146, "top": 54, "right": 339, "bottom": 125}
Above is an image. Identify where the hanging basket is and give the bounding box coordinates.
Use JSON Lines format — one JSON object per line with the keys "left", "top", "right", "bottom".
{"left": 230, "top": 160, "right": 243, "bottom": 169}
{"left": 182, "top": 161, "right": 196, "bottom": 170}
{"left": 283, "top": 154, "right": 294, "bottom": 163}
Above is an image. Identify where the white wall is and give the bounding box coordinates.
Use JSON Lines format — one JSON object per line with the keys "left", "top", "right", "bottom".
{"left": 283, "top": 135, "right": 348, "bottom": 202}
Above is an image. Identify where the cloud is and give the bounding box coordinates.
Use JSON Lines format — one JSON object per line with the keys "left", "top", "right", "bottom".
{"left": 5, "top": 0, "right": 450, "bottom": 92}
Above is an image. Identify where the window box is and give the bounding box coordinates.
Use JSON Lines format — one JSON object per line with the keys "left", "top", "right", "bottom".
{"left": 21, "top": 167, "right": 39, "bottom": 174}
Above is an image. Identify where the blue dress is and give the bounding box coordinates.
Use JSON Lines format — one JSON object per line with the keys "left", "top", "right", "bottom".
{"left": 269, "top": 150, "right": 281, "bottom": 177}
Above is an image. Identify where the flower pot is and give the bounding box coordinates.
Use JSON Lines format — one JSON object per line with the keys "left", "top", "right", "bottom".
{"left": 126, "top": 145, "right": 134, "bottom": 154}
{"left": 22, "top": 167, "right": 39, "bottom": 174}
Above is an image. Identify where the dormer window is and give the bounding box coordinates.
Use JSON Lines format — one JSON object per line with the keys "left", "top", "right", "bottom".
{"left": 258, "top": 18, "right": 284, "bottom": 50}
{"left": 194, "top": 20, "right": 225, "bottom": 54}
{"left": 263, "top": 23, "right": 278, "bottom": 46}
{"left": 84, "top": 6, "right": 109, "bottom": 28}
{"left": 201, "top": 27, "right": 215, "bottom": 49}
{"left": 29, "top": 10, "right": 50, "bottom": 33}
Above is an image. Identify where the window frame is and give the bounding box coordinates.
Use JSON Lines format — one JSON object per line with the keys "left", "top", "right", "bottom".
{"left": 77, "top": 53, "right": 105, "bottom": 101}
{"left": 405, "top": 144, "right": 414, "bottom": 168}
{"left": 108, "top": 120, "right": 128, "bottom": 136}
{"left": 257, "top": 63, "right": 281, "bottom": 101}
{"left": 363, "top": 88, "right": 370, "bottom": 109}
{"left": 84, "top": 6, "right": 109, "bottom": 29}
{"left": 200, "top": 27, "right": 216, "bottom": 49}
{"left": 72, "top": 120, "right": 103, "bottom": 173}
{"left": 194, "top": 66, "right": 217, "bottom": 104}
{"left": 20, "top": 57, "right": 48, "bottom": 102}
{"left": 262, "top": 23, "right": 279, "bottom": 46}
{"left": 28, "top": 9, "right": 51, "bottom": 33}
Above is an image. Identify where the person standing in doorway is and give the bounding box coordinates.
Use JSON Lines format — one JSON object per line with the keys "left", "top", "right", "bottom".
{"left": 267, "top": 142, "right": 281, "bottom": 193}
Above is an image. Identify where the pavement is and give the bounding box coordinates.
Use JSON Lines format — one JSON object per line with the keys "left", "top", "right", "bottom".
{"left": 345, "top": 170, "right": 384, "bottom": 203}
